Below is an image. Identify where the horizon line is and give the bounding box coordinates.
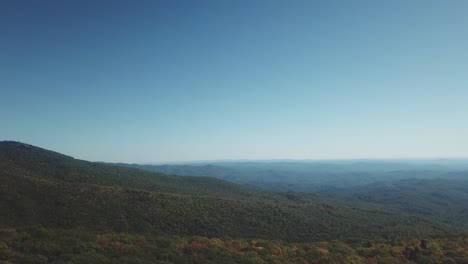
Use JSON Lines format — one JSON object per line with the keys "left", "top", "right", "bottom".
{"left": 2, "top": 140, "right": 468, "bottom": 165}
{"left": 118, "top": 157, "right": 468, "bottom": 166}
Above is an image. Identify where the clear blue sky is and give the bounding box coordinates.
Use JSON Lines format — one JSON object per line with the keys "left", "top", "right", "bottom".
{"left": 1, "top": 0, "right": 467, "bottom": 163}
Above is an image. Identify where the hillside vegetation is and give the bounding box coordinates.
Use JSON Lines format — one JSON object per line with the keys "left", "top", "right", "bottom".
{"left": 124, "top": 160, "right": 468, "bottom": 230}
{"left": 1, "top": 227, "right": 468, "bottom": 264}
{"left": 1, "top": 141, "right": 468, "bottom": 263}
{"left": 2, "top": 142, "right": 454, "bottom": 243}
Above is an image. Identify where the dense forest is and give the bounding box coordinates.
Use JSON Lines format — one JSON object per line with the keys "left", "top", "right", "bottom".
{"left": 2, "top": 227, "right": 468, "bottom": 264}
{"left": 1, "top": 141, "right": 468, "bottom": 263}
{"left": 121, "top": 161, "right": 468, "bottom": 230}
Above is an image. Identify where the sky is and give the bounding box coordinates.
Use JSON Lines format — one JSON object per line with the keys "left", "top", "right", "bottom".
{"left": 1, "top": 0, "right": 467, "bottom": 163}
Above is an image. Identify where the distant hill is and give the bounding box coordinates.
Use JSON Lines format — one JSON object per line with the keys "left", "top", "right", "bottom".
{"left": 0, "top": 141, "right": 272, "bottom": 199}
{"left": 118, "top": 160, "right": 468, "bottom": 192}
{"left": 122, "top": 159, "right": 468, "bottom": 230}
{"left": 0, "top": 141, "right": 457, "bottom": 243}
{"left": 333, "top": 176, "right": 468, "bottom": 229}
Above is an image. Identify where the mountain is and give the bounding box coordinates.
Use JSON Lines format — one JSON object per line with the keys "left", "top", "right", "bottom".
{"left": 118, "top": 160, "right": 468, "bottom": 192}
{"left": 332, "top": 176, "right": 468, "bottom": 229}
{"left": 2, "top": 141, "right": 468, "bottom": 263}
{"left": 0, "top": 141, "right": 271, "bottom": 199}
{"left": 122, "top": 160, "right": 468, "bottom": 231}
{"left": 0, "top": 141, "right": 456, "bottom": 242}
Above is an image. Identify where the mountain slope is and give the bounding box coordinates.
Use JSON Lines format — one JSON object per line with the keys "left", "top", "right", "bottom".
{"left": 334, "top": 176, "right": 468, "bottom": 229}
{"left": 0, "top": 141, "right": 459, "bottom": 242}
{"left": 0, "top": 141, "right": 276, "bottom": 200}
{"left": 120, "top": 161, "right": 467, "bottom": 192}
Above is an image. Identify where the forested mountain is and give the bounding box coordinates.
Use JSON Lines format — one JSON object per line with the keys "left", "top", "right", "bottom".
{"left": 332, "top": 175, "right": 468, "bottom": 229}
{"left": 124, "top": 159, "right": 468, "bottom": 232}
{"left": 2, "top": 141, "right": 453, "bottom": 242}
{"left": 2, "top": 141, "right": 468, "bottom": 263}
{"left": 121, "top": 160, "right": 468, "bottom": 192}
{"left": 0, "top": 142, "right": 272, "bottom": 200}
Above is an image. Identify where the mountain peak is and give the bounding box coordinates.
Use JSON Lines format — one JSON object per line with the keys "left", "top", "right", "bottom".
{"left": 0, "top": 140, "right": 34, "bottom": 147}
{"left": 0, "top": 140, "right": 74, "bottom": 161}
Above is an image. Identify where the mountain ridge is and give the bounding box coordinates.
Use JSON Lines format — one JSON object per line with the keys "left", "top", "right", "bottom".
{"left": 0, "top": 141, "right": 461, "bottom": 243}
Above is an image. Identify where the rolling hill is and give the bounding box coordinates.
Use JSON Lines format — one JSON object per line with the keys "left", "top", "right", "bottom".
{"left": 2, "top": 141, "right": 468, "bottom": 263}
{"left": 0, "top": 141, "right": 457, "bottom": 243}
{"left": 119, "top": 160, "right": 468, "bottom": 192}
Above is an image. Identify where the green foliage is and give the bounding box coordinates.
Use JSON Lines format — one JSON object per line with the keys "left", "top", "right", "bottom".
{"left": 0, "top": 141, "right": 456, "bottom": 243}
{"left": 1, "top": 227, "right": 468, "bottom": 264}
{"left": 339, "top": 177, "right": 468, "bottom": 229}
{"left": 2, "top": 141, "right": 468, "bottom": 263}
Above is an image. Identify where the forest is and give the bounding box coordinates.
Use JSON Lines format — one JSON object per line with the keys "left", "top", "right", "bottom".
{"left": 1, "top": 141, "right": 468, "bottom": 263}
